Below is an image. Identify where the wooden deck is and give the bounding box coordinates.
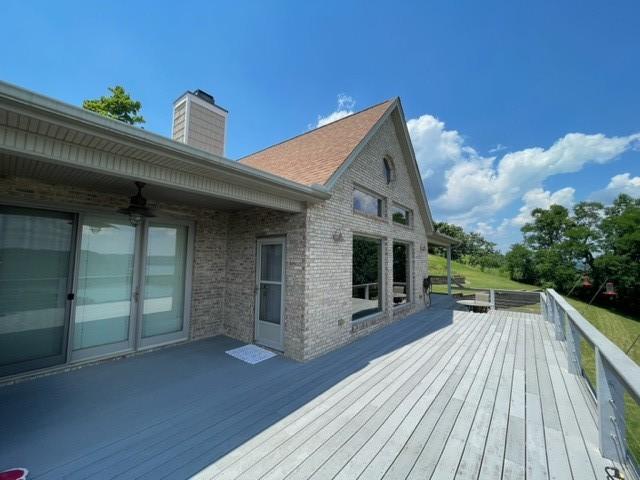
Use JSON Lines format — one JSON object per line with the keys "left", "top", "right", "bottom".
{"left": 0, "top": 303, "right": 616, "bottom": 479}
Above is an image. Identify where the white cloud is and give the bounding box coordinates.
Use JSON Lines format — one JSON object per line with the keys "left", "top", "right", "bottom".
{"left": 489, "top": 143, "right": 508, "bottom": 153}
{"left": 431, "top": 132, "right": 640, "bottom": 224}
{"left": 407, "top": 114, "right": 480, "bottom": 180}
{"left": 315, "top": 94, "right": 356, "bottom": 128}
{"left": 590, "top": 173, "right": 640, "bottom": 202}
{"left": 511, "top": 187, "right": 576, "bottom": 227}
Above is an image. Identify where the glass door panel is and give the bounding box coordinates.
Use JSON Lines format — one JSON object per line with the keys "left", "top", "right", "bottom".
{"left": 0, "top": 206, "right": 74, "bottom": 375}
{"left": 72, "top": 216, "right": 136, "bottom": 357}
{"left": 141, "top": 223, "right": 188, "bottom": 342}
{"left": 255, "top": 238, "right": 284, "bottom": 350}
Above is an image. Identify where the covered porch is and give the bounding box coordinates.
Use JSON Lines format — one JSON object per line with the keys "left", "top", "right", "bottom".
{"left": 0, "top": 80, "right": 328, "bottom": 378}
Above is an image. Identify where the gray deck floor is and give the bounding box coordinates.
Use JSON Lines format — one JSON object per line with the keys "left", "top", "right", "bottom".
{"left": 0, "top": 303, "right": 615, "bottom": 479}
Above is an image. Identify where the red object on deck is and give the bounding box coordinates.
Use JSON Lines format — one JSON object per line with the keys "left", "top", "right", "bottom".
{"left": 0, "top": 469, "right": 28, "bottom": 480}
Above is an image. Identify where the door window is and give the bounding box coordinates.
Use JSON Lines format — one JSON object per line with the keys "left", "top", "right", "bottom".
{"left": 0, "top": 206, "right": 74, "bottom": 374}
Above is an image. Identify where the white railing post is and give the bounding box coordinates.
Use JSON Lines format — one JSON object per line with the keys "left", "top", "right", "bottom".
{"left": 566, "top": 321, "right": 582, "bottom": 375}
{"left": 490, "top": 289, "right": 495, "bottom": 310}
{"left": 446, "top": 246, "right": 452, "bottom": 296}
{"left": 597, "top": 349, "right": 626, "bottom": 459}
{"left": 364, "top": 284, "right": 370, "bottom": 300}
{"left": 551, "top": 298, "right": 565, "bottom": 341}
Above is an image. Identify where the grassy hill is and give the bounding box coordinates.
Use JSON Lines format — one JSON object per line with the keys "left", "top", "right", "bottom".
{"left": 428, "top": 254, "right": 538, "bottom": 292}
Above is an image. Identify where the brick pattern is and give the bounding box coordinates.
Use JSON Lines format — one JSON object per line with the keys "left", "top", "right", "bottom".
{"left": 223, "top": 208, "right": 306, "bottom": 360}
{"left": 303, "top": 116, "right": 429, "bottom": 360}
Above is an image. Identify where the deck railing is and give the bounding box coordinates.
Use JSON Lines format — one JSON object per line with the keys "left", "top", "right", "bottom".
{"left": 542, "top": 289, "right": 640, "bottom": 475}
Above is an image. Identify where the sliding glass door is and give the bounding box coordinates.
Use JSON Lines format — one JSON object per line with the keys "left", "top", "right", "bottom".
{"left": 0, "top": 206, "right": 192, "bottom": 376}
{"left": 139, "top": 222, "right": 190, "bottom": 347}
{"left": 0, "top": 206, "right": 75, "bottom": 376}
{"left": 74, "top": 218, "right": 191, "bottom": 356}
{"left": 72, "top": 216, "right": 138, "bottom": 360}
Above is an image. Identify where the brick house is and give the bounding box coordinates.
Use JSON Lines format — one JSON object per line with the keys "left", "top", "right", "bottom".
{"left": 0, "top": 81, "right": 454, "bottom": 380}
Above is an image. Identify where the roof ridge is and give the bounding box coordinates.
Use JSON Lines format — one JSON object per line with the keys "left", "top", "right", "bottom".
{"left": 238, "top": 98, "right": 396, "bottom": 161}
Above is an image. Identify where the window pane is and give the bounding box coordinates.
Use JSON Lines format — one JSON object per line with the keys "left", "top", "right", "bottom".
{"left": 259, "top": 283, "right": 282, "bottom": 324}
{"left": 392, "top": 206, "right": 410, "bottom": 225}
{"left": 0, "top": 206, "right": 73, "bottom": 371}
{"left": 142, "top": 224, "right": 188, "bottom": 338}
{"left": 393, "top": 243, "right": 410, "bottom": 306}
{"left": 352, "top": 237, "right": 382, "bottom": 320}
{"left": 260, "top": 244, "right": 283, "bottom": 282}
{"left": 353, "top": 189, "right": 382, "bottom": 217}
{"left": 73, "top": 217, "right": 135, "bottom": 350}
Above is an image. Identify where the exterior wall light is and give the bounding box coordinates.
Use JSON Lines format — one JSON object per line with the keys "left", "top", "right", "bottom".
{"left": 332, "top": 230, "right": 344, "bottom": 242}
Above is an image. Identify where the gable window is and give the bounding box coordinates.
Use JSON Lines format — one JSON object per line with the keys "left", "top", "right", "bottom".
{"left": 352, "top": 236, "right": 383, "bottom": 320}
{"left": 391, "top": 205, "right": 411, "bottom": 226}
{"left": 353, "top": 188, "right": 383, "bottom": 217}
{"left": 383, "top": 157, "right": 396, "bottom": 184}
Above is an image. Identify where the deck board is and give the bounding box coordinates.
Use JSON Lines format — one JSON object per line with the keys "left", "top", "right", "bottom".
{"left": 0, "top": 298, "right": 624, "bottom": 480}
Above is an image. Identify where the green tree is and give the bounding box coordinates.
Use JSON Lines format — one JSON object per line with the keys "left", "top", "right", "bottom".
{"left": 522, "top": 205, "right": 574, "bottom": 249}
{"left": 505, "top": 244, "right": 536, "bottom": 283}
{"left": 432, "top": 221, "right": 500, "bottom": 266}
{"left": 83, "top": 86, "right": 145, "bottom": 125}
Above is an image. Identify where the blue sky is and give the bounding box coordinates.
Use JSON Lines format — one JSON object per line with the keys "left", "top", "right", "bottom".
{"left": 2, "top": 0, "right": 638, "bottom": 250}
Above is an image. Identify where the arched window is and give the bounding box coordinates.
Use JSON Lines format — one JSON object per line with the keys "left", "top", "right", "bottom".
{"left": 383, "top": 157, "right": 396, "bottom": 184}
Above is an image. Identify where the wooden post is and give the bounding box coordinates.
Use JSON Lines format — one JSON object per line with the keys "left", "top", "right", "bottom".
{"left": 597, "top": 349, "right": 626, "bottom": 460}
{"left": 364, "top": 284, "right": 370, "bottom": 300}
{"left": 446, "top": 245, "right": 452, "bottom": 296}
{"left": 489, "top": 289, "right": 495, "bottom": 310}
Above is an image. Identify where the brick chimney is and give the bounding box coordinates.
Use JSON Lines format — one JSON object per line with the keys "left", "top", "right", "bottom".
{"left": 172, "top": 89, "right": 228, "bottom": 156}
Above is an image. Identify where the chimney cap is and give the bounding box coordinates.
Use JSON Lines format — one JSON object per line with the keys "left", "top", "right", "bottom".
{"left": 192, "top": 89, "right": 215, "bottom": 105}
{"left": 174, "top": 89, "right": 228, "bottom": 113}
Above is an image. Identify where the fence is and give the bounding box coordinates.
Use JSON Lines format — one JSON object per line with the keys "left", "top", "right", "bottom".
{"left": 450, "top": 287, "right": 542, "bottom": 314}
{"left": 543, "top": 289, "right": 640, "bottom": 478}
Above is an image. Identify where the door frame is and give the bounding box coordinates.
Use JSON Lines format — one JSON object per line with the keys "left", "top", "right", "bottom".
{"left": 136, "top": 217, "right": 195, "bottom": 350}
{"left": 68, "top": 212, "right": 140, "bottom": 362}
{"left": 254, "top": 236, "right": 286, "bottom": 351}
{"left": 0, "top": 205, "right": 78, "bottom": 377}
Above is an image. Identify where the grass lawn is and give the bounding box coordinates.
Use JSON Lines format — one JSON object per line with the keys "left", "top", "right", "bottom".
{"left": 428, "top": 254, "right": 539, "bottom": 293}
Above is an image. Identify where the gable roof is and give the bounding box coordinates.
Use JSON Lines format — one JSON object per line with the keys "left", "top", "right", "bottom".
{"left": 239, "top": 100, "right": 395, "bottom": 186}
{"left": 240, "top": 98, "right": 436, "bottom": 233}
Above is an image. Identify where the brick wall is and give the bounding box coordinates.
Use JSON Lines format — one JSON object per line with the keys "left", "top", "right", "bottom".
{"left": 303, "top": 116, "right": 429, "bottom": 360}
{"left": 223, "top": 208, "right": 306, "bottom": 360}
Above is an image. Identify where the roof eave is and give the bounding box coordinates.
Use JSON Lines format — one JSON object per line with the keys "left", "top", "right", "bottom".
{"left": 0, "top": 80, "right": 329, "bottom": 204}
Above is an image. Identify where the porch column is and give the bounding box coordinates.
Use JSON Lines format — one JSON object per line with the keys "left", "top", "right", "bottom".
{"left": 447, "top": 245, "right": 452, "bottom": 296}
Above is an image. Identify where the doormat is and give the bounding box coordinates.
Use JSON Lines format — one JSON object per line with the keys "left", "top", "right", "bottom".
{"left": 225, "top": 344, "right": 277, "bottom": 364}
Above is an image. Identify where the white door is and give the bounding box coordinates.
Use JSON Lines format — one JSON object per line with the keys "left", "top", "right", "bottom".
{"left": 255, "top": 238, "right": 285, "bottom": 350}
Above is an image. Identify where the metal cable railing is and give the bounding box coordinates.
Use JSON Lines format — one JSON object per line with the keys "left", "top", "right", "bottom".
{"left": 543, "top": 289, "right": 640, "bottom": 479}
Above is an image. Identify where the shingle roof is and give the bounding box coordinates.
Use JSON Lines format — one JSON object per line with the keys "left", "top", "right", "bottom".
{"left": 239, "top": 100, "right": 395, "bottom": 186}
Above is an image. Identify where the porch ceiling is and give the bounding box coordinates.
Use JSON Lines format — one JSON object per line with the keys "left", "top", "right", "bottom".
{"left": 0, "top": 81, "right": 331, "bottom": 213}
{"left": 0, "top": 153, "right": 255, "bottom": 211}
